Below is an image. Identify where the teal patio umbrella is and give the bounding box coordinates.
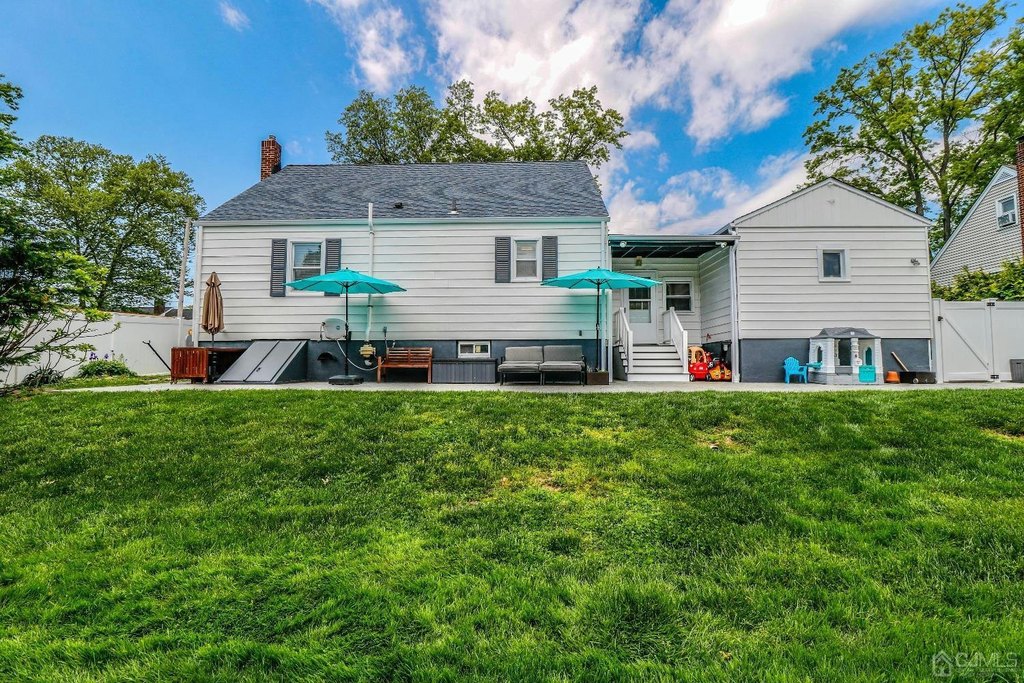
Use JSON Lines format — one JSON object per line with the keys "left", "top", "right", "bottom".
{"left": 287, "top": 268, "right": 405, "bottom": 383}
{"left": 542, "top": 268, "right": 660, "bottom": 371}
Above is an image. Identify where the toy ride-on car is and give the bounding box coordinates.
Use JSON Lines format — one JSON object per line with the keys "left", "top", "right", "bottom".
{"left": 688, "top": 345, "right": 711, "bottom": 381}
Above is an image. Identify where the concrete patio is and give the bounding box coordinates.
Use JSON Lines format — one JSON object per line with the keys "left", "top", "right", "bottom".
{"left": 64, "top": 380, "right": 1024, "bottom": 393}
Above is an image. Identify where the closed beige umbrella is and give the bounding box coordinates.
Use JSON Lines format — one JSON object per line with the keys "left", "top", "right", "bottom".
{"left": 201, "top": 272, "right": 224, "bottom": 343}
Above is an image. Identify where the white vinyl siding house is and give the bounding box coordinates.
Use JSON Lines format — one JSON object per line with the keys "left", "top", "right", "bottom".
{"left": 610, "top": 257, "right": 702, "bottom": 343}
{"left": 608, "top": 245, "right": 734, "bottom": 347}
{"left": 697, "top": 246, "right": 732, "bottom": 343}
{"left": 198, "top": 141, "right": 940, "bottom": 383}
{"left": 931, "top": 167, "right": 1021, "bottom": 287}
{"left": 730, "top": 180, "right": 933, "bottom": 340}
{"left": 196, "top": 219, "right": 604, "bottom": 342}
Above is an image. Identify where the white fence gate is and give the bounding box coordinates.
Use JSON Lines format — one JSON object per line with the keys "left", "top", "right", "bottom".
{"left": 933, "top": 299, "right": 1024, "bottom": 382}
{"left": 3, "top": 312, "right": 185, "bottom": 386}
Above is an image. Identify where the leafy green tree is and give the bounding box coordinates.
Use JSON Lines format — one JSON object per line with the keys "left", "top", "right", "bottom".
{"left": 933, "top": 260, "right": 1024, "bottom": 301}
{"left": 15, "top": 136, "right": 203, "bottom": 311}
{"left": 326, "top": 80, "right": 627, "bottom": 168}
{"left": 0, "top": 77, "right": 105, "bottom": 378}
{"left": 804, "top": 1, "right": 1024, "bottom": 245}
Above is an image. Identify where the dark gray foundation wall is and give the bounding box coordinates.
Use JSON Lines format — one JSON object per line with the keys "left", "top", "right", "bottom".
{"left": 202, "top": 338, "right": 597, "bottom": 382}
{"left": 739, "top": 338, "right": 932, "bottom": 383}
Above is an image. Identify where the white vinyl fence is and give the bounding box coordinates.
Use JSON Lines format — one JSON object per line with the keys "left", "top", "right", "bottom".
{"left": 3, "top": 312, "right": 185, "bottom": 386}
{"left": 933, "top": 299, "right": 1024, "bottom": 382}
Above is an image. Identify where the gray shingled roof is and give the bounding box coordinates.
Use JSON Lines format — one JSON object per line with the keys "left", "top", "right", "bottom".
{"left": 201, "top": 161, "right": 608, "bottom": 222}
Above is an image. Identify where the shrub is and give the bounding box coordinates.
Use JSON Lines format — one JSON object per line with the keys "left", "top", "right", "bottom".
{"left": 933, "top": 258, "right": 1024, "bottom": 301}
{"left": 19, "top": 367, "right": 64, "bottom": 388}
{"left": 77, "top": 359, "right": 135, "bottom": 378}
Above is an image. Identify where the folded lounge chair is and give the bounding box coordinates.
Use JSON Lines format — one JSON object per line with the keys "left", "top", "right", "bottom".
{"left": 498, "top": 346, "right": 543, "bottom": 384}
{"left": 539, "top": 345, "right": 586, "bottom": 385}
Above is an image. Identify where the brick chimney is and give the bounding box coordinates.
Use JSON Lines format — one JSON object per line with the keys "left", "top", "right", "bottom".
{"left": 260, "top": 135, "right": 281, "bottom": 181}
{"left": 1017, "top": 136, "right": 1024, "bottom": 248}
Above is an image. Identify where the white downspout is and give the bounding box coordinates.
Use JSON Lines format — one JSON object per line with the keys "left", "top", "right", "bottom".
{"left": 364, "top": 202, "right": 375, "bottom": 341}
{"left": 601, "top": 219, "right": 611, "bottom": 373}
{"left": 728, "top": 233, "right": 740, "bottom": 382}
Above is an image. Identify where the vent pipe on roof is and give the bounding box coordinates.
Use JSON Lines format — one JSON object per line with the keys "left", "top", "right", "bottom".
{"left": 449, "top": 198, "right": 459, "bottom": 215}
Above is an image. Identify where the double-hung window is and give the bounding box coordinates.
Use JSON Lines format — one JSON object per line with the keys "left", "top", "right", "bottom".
{"left": 514, "top": 239, "right": 538, "bottom": 280}
{"left": 997, "top": 196, "right": 1017, "bottom": 229}
{"left": 292, "top": 242, "right": 323, "bottom": 281}
{"left": 665, "top": 281, "right": 693, "bottom": 312}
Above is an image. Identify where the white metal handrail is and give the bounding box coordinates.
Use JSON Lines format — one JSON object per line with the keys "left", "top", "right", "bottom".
{"left": 663, "top": 307, "right": 688, "bottom": 370}
{"left": 614, "top": 306, "right": 633, "bottom": 372}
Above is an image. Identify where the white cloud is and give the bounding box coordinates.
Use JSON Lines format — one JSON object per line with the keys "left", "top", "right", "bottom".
{"left": 607, "top": 151, "right": 809, "bottom": 234}
{"left": 621, "top": 129, "right": 659, "bottom": 151}
{"left": 424, "top": 0, "right": 939, "bottom": 146}
{"left": 219, "top": 0, "right": 250, "bottom": 31}
{"left": 309, "top": 0, "right": 422, "bottom": 92}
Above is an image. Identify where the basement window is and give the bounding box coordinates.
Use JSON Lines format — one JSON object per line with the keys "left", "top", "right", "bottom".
{"left": 458, "top": 341, "right": 491, "bottom": 359}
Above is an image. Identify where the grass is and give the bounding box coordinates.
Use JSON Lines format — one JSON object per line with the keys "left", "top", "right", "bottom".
{"left": 53, "top": 374, "right": 170, "bottom": 390}
{"left": 1, "top": 389, "right": 1023, "bottom": 681}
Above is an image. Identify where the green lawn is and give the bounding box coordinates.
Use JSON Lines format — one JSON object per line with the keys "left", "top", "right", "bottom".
{"left": 54, "top": 374, "right": 171, "bottom": 390}
{"left": 1, "top": 390, "right": 1023, "bottom": 681}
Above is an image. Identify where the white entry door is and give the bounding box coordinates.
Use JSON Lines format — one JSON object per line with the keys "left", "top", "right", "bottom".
{"left": 624, "top": 277, "right": 661, "bottom": 343}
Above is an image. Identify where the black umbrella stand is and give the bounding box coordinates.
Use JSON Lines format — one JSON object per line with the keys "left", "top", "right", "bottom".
{"left": 329, "top": 285, "right": 363, "bottom": 385}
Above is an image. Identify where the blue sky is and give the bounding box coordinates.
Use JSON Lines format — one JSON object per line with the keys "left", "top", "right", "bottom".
{"left": 2, "top": 0, "right": 952, "bottom": 234}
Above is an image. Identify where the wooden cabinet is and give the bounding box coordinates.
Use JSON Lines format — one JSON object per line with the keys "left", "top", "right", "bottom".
{"left": 171, "top": 347, "right": 244, "bottom": 383}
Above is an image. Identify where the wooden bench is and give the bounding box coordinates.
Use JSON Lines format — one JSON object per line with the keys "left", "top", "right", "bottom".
{"left": 378, "top": 347, "right": 433, "bottom": 383}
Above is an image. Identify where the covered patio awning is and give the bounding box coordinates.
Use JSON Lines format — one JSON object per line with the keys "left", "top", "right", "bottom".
{"left": 609, "top": 233, "right": 737, "bottom": 259}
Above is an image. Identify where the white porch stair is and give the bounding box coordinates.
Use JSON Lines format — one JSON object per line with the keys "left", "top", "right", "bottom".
{"left": 626, "top": 344, "right": 689, "bottom": 382}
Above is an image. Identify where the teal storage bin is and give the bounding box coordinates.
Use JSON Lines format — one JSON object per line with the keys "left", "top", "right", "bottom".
{"left": 858, "top": 365, "right": 876, "bottom": 383}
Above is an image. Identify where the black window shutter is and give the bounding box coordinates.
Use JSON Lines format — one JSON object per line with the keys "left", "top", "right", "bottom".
{"left": 542, "top": 236, "right": 558, "bottom": 280}
{"left": 495, "top": 236, "right": 511, "bottom": 283}
{"left": 324, "top": 238, "right": 342, "bottom": 296}
{"left": 270, "top": 238, "right": 287, "bottom": 297}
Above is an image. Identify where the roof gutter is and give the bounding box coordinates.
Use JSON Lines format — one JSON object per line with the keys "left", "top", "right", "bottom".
{"left": 197, "top": 215, "right": 610, "bottom": 228}
{"left": 608, "top": 233, "right": 738, "bottom": 244}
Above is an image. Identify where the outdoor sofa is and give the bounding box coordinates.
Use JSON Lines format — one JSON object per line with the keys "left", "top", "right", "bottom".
{"left": 498, "top": 345, "right": 586, "bottom": 385}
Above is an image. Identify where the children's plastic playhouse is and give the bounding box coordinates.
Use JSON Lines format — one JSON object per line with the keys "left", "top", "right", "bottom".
{"left": 808, "top": 327, "right": 883, "bottom": 385}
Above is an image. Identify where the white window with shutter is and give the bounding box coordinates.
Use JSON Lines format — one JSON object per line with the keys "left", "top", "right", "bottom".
{"left": 513, "top": 239, "right": 539, "bottom": 280}
{"left": 291, "top": 241, "right": 323, "bottom": 281}
{"left": 996, "top": 195, "right": 1017, "bottom": 229}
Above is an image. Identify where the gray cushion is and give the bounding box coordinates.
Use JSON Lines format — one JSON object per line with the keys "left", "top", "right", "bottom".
{"left": 543, "top": 345, "right": 584, "bottom": 362}
{"left": 498, "top": 362, "right": 540, "bottom": 372}
{"left": 504, "top": 346, "right": 544, "bottom": 362}
{"left": 540, "top": 361, "right": 584, "bottom": 372}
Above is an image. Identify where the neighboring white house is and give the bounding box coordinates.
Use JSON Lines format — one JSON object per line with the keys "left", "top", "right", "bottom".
{"left": 931, "top": 160, "right": 1022, "bottom": 287}
{"left": 195, "top": 137, "right": 936, "bottom": 383}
